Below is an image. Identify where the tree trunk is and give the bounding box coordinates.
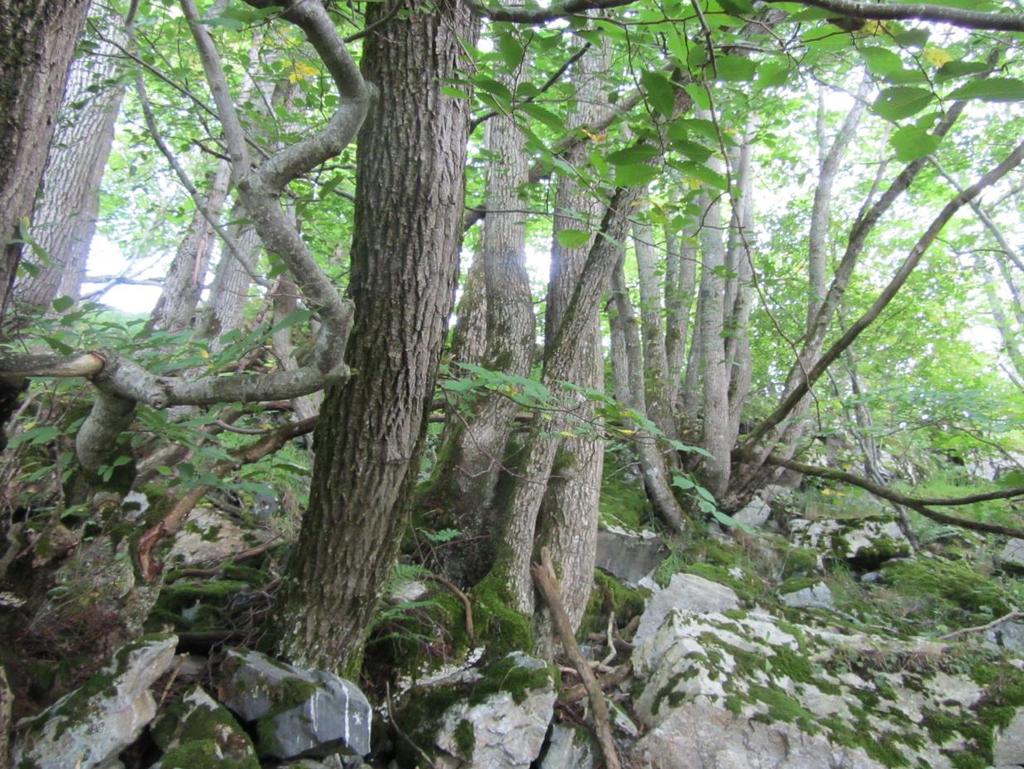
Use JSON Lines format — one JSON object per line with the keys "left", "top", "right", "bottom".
{"left": 696, "top": 181, "right": 730, "bottom": 498}
{"left": 150, "top": 163, "right": 233, "bottom": 332}
{"left": 532, "top": 42, "right": 612, "bottom": 634}
{"left": 665, "top": 220, "right": 697, "bottom": 412}
{"left": 421, "top": 23, "right": 533, "bottom": 582}
{"left": 0, "top": 0, "right": 91, "bottom": 315}
{"left": 449, "top": 250, "right": 488, "bottom": 367}
{"left": 0, "top": 0, "right": 91, "bottom": 447}
{"left": 13, "top": 2, "right": 125, "bottom": 309}
{"left": 276, "top": 0, "right": 475, "bottom": 671}
{"left": 633, "top": 220, "right": 674, "bottom": 438}
{"left": 724, "top": 135, "right": 755, "bottom": 444}
{"left": 610, "top": 257, "right": 687, "bottom": 531}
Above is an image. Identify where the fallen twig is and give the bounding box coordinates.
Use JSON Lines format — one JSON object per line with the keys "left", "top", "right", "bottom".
{"left": 424, "top": 572, "right": 476, "bottom": 644}
{"left": 532, "top": 547, "right": 622, "bottom": 769}
{"left": 939, "top": 610, "right": 1024, "bottom": 640}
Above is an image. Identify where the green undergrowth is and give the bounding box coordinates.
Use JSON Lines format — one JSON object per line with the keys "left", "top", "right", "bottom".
{"left": 581, "top": 569, "right": 650, "bottom": 638}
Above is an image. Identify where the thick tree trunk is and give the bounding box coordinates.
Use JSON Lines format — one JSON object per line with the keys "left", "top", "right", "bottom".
{"left": 0, "top": 0, "right": 91, "bottom": 446}
{"left": 199, "top": 220, "right": 259, "bottom": 344}
{"left": 532, "top": 42, "right": 612, "bottom": 633}
{"left": 491, "top": 186, "right": 643, "bottom": 630}
{"left": 14, "top": 2, "right": 125, "bottom": 309}
{"left": 277, "top": 0, "right": 475, "bottom": 671}
{"left": 724, "top": 136, "right": 755, "bottom": 444}
{"left": 422, "top": 25, "right": 533, "bottom": 581}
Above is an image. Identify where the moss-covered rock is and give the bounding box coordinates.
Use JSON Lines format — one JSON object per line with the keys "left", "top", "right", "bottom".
{"left": 152, "top": 686, "right": 258, "bottom": 769}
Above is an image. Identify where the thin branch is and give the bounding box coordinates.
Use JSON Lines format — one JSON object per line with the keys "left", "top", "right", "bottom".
{"left": 742, "top": 136, "right": 1024, "bottom": 452}
{"left": 939, "top": 611, "right": 1024, "bottom": 640}
{"left": 765, "top": 0, "right": 1024, "bottom": 33}
{"left": 467, "top": 0, "right": 637, "bottom": 23}
{"left": 762, "top": 454, "right": 1024, "bottom": 539}
{"left": 532, "top": 547, "right": 621, "bottom": 769}
{"left": 470, "top": 43, "right": 592, "bottom": 132}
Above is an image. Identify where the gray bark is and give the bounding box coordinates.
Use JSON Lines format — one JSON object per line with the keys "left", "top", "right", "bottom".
{"left": 275, "top": 0, "right": 476, "bottom": 670}
{"left": 610, "top": 258, "right": 687, "bottom": 531}
{"left": 633, "top": 220, "right": 674, "bottom": 437}
{"left": 14, "top": 2, "right": 125, "bottom": 309}
{"left": 696, "top": 180, "right": 730, "bottom": 498}
{"left": 0, "top": 0, "right": 91, "bottom": 317}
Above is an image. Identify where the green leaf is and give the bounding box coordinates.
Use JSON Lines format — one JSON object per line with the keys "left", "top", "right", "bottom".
{"left": 641, "top": 71, "right": 675, "bottom": 117}
{"left": 872, "top": 86, "right": 933, "bottom": 121}
{"left": 718, "top": 0, "right": 754, "bottom": 15}
{"left": 756, "top": 61, "right": 791, "bottom": 89}
{"left": 860, "top": 47, "right": 903, "bottom": 78}
{"left": 519, "top": 103, "right": 563, "bottom": 132}
{"left": 496, "top": 32, "right": 524, "bottom": 71}
{"left": 670, "top": 118, "right": 719, "bottom": 142}
{"left": 671, "top": 474, "right": 696, "bottom": 490}
{"left": 607, "top": 145, "right": 661, "bottom": 166}
{"left": 713, "top": 55, "right": 756, "bottom": 82}
{"left": 946, "top": 78, "right": 1024, "bottom": 103}
{"left": 613, "top": 163, "right": 660, "bottom": 188}
{"left": 935, "top": 60, "right": 989, "bottom": 83}
{"left": 712, "top": 509, "right": 758, "bottom": 535}
{"left": 677, "top": 161, "right": 728, "bottom": 191}
{"left": 556, "top": 229, "right": 591, "bottom": 249}
{"left": 890, "top": 125, "right": 940, "bottom": 162}
{"left": 51, "top": 296, "right": 74, "bottom": 313}
{"left": 685, "top": 83, "right": 710, "bottom": 111}
{"left": 671, "top": 139, "right": 713, "bottom": 163}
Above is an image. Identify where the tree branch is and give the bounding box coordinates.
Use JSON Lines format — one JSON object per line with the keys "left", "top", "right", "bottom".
{"left": 762, "top": 453, "right": 1024, "bottom": 539}
{"left": 768, "top": 0, "right": 1024, "bottom": 33}
{"left": 742, "top": 136, "right": 1024, "bottom": 453}
{"left": 467, "top": 0, "right": 637, "bottom": 23}
{"left": 532, "top": 547, "right": 621, "bottom": 769}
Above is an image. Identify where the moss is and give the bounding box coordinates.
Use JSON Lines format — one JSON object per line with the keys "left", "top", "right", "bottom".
{"left": 747, "top": 684, "right": 819, "bottom": 734}
{"left": 469, "top": 653, "right": 557, "bottom": 706}
{"left": 598, "top": 466, "right": 650, "bottom": 530}
{"left": 153, "top": 690, "right": 258, "bottom": 769}
{"left": 781, "top": 547, "right": 820, "bottom": 578}
{"left": 778, "top": 576, "right": 821, "bottom": 595}
{"left": 454, "top": 718, "right": 475, "bottom": 757}
{"left": 471, "top": 575, "right": 533, "bottom": 657}
{"left": 581, "top": 570, "right": 650, "bottom": 638}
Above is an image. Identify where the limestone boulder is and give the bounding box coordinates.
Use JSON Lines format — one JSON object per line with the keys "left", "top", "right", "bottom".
{"left": 13, "top": 635, "right": 178, "bottom": 769}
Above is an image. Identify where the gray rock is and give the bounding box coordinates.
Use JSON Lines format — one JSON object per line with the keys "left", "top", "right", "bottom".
{"left": 432, "top": 653, "right": 556, "bottom": 769}
{"left": 217, "top": 648, "right": 371, "bottom": 759}
{"left": 788, "top": 516, "right": 911, "bottom": 569}
{"left": 13, "top": 635, "right": 178, "bottom": 769}
{"left": 594, "top": 525, "right": 667, "bottom": 585}
{"left": 733, "top": 496, "right": 771, "bottom": 528}
{"left": 635, "top": 700, "right": 886, "bottom": 769}
{"left": 631, "top": 605, "right": 1015, "bottom": 769}
{"left": 996, "top": 538, "right": 1024, "bottom": 573}
{"left": 986, "top": 618, "right": 1024, "bottom": 655}
{"left": 633, "top": 573, "right": 740, "bottom": 652}
{"left": 167, "top": 508, "right": 272, "bottom": 567}
{"left": 151, "top": 686, "right": 258, "bottom": 769}
{"left": 994, "top": 708, "right": 1024, "bottom": 766}
{"left": 780, "top": 582, "right": 834, "bottom": 611}
{"left": 540, "top": 724, "right": 594, "bottom": 769}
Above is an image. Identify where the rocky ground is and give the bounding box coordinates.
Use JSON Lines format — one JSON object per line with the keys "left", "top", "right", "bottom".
{"left": 6, "top": 483, "right": 1024, "bottom": 769}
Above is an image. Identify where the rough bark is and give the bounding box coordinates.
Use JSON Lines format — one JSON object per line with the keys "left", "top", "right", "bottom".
{"left": 449, "top": 251, "right": 488, "bottom": 367}
{"left": 424, "top": 16, "right": 534, "bottom": 581}
{"left": 0, "top": 0, "right": 91, "bottom": 317}
{"left": 533, "top": 41, "right": 612, "bottom": 634}
{"left": 14, "top": 2, "right": 126, "bottom": 309}
{"left": 150, "top": 163, "right": 232, "bottom": 332}
{"left": 724, "top": 135, "right": 755, "bottom": 445}
{"left": 491, "top": 186, "right": 642, "bottom": 626}
{"left": 633, "top": 220, "right": 674, "bottom": 438}
{"left": 276, "top": 0, "right": 475, "bottom": 670}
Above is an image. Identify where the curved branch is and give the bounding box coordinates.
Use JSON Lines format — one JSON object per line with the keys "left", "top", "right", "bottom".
{"left": 762, "top": 453, "right": 1024, "bottom": 539}
{"left": 767, "top": 0, "right": 1024, "bottom": 33}
{"left": 742, "top": 136, "right": 1024, "bottom": 452}
{"left": 467, "top": 0, "right": 637, "bottom": 22}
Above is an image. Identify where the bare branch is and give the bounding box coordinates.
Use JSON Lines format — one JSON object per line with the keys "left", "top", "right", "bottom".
{"left": 762, "top": 453, "right": 1024, "bottom": 539}
{"left": 467, "top": 0, "right": 637, "bottom": 23}
{"left": 766, "top": 0, "right": 1024, "bottom": 33}
{"left": 743, "top": 136, "right": 1024, "bottom": 452}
